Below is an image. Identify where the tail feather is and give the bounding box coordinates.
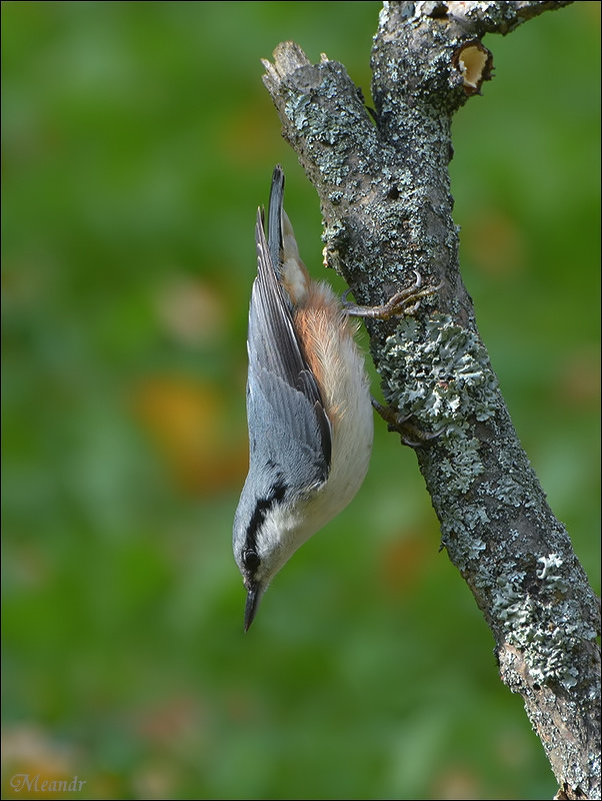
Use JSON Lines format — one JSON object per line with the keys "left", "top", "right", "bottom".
{"left": 267, "top": 165, "right": 285, "bottom": 279}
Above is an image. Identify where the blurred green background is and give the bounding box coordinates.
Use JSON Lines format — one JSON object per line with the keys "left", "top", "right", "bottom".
{"left": 2, "top": 2, "right": 599, "bottom": 799}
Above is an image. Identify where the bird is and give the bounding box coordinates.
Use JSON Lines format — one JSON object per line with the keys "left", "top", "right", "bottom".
{"left": 233, "top": 165, "right": 437, "bottom": 630}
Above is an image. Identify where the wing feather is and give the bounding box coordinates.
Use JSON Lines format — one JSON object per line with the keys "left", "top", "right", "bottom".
{"left": 246, "top": 209, "right": 331, "bottom": 487}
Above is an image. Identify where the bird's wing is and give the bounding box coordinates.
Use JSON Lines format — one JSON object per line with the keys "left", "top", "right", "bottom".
{"left": 246, "top": 209, "right": 331, "bottom": 488}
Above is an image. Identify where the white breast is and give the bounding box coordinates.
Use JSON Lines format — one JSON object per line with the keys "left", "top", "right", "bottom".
{"left": 293, "top": 280, "right": 374, "bottom": 536}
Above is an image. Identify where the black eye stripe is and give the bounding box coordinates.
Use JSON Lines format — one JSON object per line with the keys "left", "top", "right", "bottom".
{"left": 244, "top": 479, "right": 287, "bottom": 558}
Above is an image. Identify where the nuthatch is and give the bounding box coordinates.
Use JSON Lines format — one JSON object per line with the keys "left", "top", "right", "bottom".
{"left": 233, "top": 165, "right": 435, "bottom": 631}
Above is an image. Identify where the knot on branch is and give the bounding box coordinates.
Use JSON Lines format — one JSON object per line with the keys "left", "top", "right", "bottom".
{"left": 452, "top": 39, "right": 494, "bottom": 95}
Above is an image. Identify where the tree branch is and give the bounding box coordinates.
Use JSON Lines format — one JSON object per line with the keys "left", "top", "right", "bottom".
{"left": 261, "top": 2, "right": 600, "bottom": 798}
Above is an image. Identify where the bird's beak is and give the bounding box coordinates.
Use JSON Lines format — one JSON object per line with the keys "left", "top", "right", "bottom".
{"left": 244, "top": 583, "right": 262, "bottom": 632}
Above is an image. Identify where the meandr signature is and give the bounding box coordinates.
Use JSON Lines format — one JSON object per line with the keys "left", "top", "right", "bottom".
{"left": 9, "top": 774, "right": 87, "bottom": 793}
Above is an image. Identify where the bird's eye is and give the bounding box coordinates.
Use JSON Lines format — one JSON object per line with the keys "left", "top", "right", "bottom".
{"left": 242, "top": 548, "right": 260, "bottom": 571}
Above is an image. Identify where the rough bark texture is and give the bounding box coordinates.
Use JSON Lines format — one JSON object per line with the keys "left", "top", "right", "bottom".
{"left": 261, "top": 2, "right": 600, "bottom": 799}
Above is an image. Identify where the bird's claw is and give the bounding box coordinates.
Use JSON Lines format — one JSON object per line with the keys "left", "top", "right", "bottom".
{"left": 343, "top": 270, "right": 442, "bottom": 320}
{"left": 371, "top": 398, "right": 445, "bottom": 447}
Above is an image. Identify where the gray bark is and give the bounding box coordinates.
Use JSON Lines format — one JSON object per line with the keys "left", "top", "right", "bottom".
{"left": 261, "top": 2, "right": 600, "bottom": 799}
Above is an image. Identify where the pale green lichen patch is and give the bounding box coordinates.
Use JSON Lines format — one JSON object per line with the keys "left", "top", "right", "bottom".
{"left": 488, "top": 551, "right": 597, "bottom": 691}
{"left": 380, "top": 313, "right": 500, "bottom": 429}
{"left": 436, "top": 437, "right": 483, "bottom": 494}
{"left": 378, "top": 313, "right": 505, "bottom": 548}
{"left": 537, "top": 553, "right": 565, "bottom": 584}
{"left": 491, "top": 474, "right": 531, "bottom": 508}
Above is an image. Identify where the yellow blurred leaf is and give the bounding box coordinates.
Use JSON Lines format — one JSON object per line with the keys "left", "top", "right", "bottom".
{"left": 133, "top": 377, "right": 247, "bottom": 494}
